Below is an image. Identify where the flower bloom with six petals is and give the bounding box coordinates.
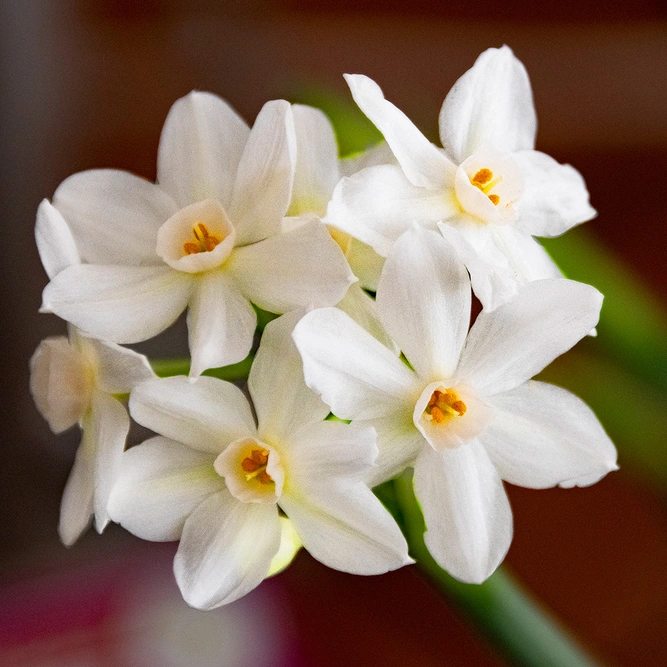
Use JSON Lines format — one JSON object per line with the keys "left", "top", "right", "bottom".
{"left": 42, "top": 93, "right": 354, "bottom": 377}
{"left": 293, "top": 226, "right": 617, "bottom": 584}
{"left": 326, "top": 46, "right": 596, "bottom": 311}
{"left": 108, "top": 311, "right": 411, "bottom": 609}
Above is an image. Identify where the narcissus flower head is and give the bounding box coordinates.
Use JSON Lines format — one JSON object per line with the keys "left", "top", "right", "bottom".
{"left": 293, "top": 226, "right": 617, "bottom": 584}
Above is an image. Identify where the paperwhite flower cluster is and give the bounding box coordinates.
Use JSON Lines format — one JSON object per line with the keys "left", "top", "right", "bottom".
{"left": 31, "top": 46, "right": 617, "bottom": 609}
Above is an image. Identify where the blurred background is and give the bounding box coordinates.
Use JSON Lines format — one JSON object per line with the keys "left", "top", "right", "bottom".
{"left": 1, "top": 1, "right": 666, "bottom": 665}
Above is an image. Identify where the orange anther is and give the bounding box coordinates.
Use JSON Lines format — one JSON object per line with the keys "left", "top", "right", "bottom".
{"left": 488, "top": 194, "right": 500, "bottom": 206}
{"left": 472, "top": 168, "right": 493, "bottom": 185}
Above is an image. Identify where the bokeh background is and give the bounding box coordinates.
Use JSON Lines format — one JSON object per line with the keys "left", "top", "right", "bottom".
{"left": 1, "top": 1, "right": 666, "bottom": 665}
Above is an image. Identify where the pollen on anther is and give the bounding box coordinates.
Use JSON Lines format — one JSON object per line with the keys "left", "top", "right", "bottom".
{"left": 488, "top": 194, "right": 500, "bottom": 206}
{"left": 472, "top": 168, "right": 493, "bottom": 185}
{"left": 183, "top": 222, "right": 222, "bottom": 256}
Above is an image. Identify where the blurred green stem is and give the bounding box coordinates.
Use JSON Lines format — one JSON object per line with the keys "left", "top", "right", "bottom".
{"left": 392, "top": 472, "right": 603, "bottom": 667}
{"left": 151, "top": 354, "right": 254, "bottom": 382}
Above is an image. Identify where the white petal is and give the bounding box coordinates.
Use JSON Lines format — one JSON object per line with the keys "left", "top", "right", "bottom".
{"left": 482, "top": 381, "right": 618, "bottom": 488}
{"left": 354, "top": 411, "right": 425, "bottom": 487}
{"left": 288, "top": 104, "right": 340, "bottom": 216}
{"left": 438, "top": 222, "right": 519, "bottom": 312}
{"left": 293, "top": 307, "right": 420, "bottom": 420}
{"left": 345, "top": 238, "right": 385, "bottom": 292}
{"left": 339, "top": 140, "right": 397, "bottom": 177}
{"left": 30, "top": 336, "right": 90, "bottom": 433}
{"left": 439, "top": 222, "right": 562, "bottom": 312}
{"left": 280, "top": 482, "right": 411, "bottom": 574}
{"left": 229, "top": 100, "right": 296, "bottom": 245}
{"left": 59, "top": 424, "right": 94, "bottom": 546}
{"left": 35, "top": 200, "right": 80, "bottom": 280}
{"left": 377, "top": 226, "right": 470, "bottom": 382}
{"left": 249, "top": 311, "right": 330, "bottom": 442}
{"left": 285, "top": 421, "right": 378, "bottom": 482}
{"left": 89, "top": 391, "right": 130, "bottom": 533}
{"left": 439, "top": 46, "right": 537, "bottom": 164}
{"left": 129, "top": 375, "right": 256, "bottom": 454}
{"left": 325, "top": 164, "right": 458, "bottom": 257}
{"left": 174, "top": 489, "right": 281, "bottom": 609}
{"left": 345, "top": 74, "right": 455, "bottom": 189}
{"left": 53, "top": 169, "right": 176, "bottom": 265}
{"left": 458, "top": 279, "right": 602, "bottom": 395}
{"left": 414, "top": 441, "right": 513, "bottom": 584}
{"left": 107, "top": 436, "right": 222, "bottom": 541}
{"left": 42, "top": 264, "right": 193, "bottom": 344}
{"left": 513, "top": 150, "right": 597, "bottom": 237}
{"left": 336, "top": 283, "right": 398, "bottom": 353}
{"left": 84, "top": 337, "right": 155, "bottom": 394}
{"left": 187, "top": 271, "right": 256, "bottom": 378}
{"left": 157, "top": 91, "right": 249, "bottom": 208}
{"left": 228, "top": 220, "right": 354, "bottom": 313}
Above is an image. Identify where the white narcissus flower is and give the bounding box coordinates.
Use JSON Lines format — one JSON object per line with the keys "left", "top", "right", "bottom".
{"left": 327, "top": 46, "right": 596, "bottom": 311}
{"left": 293, "top": 226, "right": 617, "bottom": 584}
{"left": 108, "top": 311, "right": 411, "bottom": 610}
{"left": 30, "top": 329, "right": 155, "bottom": 545}
{"left": 33, "top": 197, "right": 156, "bottom": 545}
{"left": 41, "top": 93, "right": 354, "bottom": 377}
{"left": 285, "top": 104, "right": 396, "bottom": 351}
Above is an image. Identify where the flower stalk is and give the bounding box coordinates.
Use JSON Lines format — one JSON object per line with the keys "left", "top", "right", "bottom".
{"left": 392, "top": 471, "right": 603, "bottom": 667}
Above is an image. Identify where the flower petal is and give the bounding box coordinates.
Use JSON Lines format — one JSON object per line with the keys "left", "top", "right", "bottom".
{"left": 174, "top": 489, "right": 281, "bottom": 609}
{"left": 339, "top": 140, "right": 397, "bottom": 177}
{"left": 345, "top": 74, "right": 455, "bottom": 189}
{"left": 288, "top": 104, "right": 340, "bottom": 217}
{"left": 249, "top": 311, "right": 330, "bottom": 442}
{"left": 336, "top": 283, "right": 398, "bottom": 353}
{"left": 280, "top": 481, "right": 411, "bottom": 574}
{"left": 285, "top": 421, "right": 378, "bottom": 482}
{"left": 82, "top": 336, "right": 155, "bottom": 394}
{"left": 438, "top": 222, "right": 519, "bottom": 312}
{"left": 187, "top": 271, "right": 256, "bottom": 378}
{"left": 293, "top": 307, "right": 420, "bottom": 420}
{"left": 439, "top": 45, "right": 537, "bottom": 164}
{"left": 377, "top": 226, "right": 471, "bottom": 382}
{"left": 229, "top": 100, "right": 296, "bottom": 245}
{"left": 354, "top": 411, "right": 425, "bottom": 487}
{"left": 482, "top": 380, "right": 618, "bottom": 488}
{"left": 42, "top": 264, "right": 193, "bottom": 344}
{"left": 35, "top": 199, "right": 80, "bottom": 280}
{"left": 89, "top": 391, "right": 130, "bottom": 533}
{"left": 228, "top": 220, "right": 354, "bottom": 313}
{"left": 457, "top": 279, "right": 602, "bottom": 395}
{"left": 53, "top": 169, "right": 177, "bottom": 265}
{"left": 59, "top": 425, "right": 94, "bottom": 546}
{"left": 30, "top": 336, "right": 90, "bottom": 433}
{"left": 129, "top": 375, "right": 256, "bottom": 454}
{"left": 414, "top": 441, "right": 513, "bottom": 583}
{"left": 325, "top": 164, "right": 458, "bottom": 257}
{"left": 157, "top": 91, "right": 249, "bottom": 209}
{"left": 513, "top": 150, "right": 597, "bottom": 237}
{"left": 107, "top": 436, "right": 223, "bottom": 541}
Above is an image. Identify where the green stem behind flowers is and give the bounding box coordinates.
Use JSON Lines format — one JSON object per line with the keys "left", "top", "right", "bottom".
{"left": 151, "top": 354, "right": 254, "bottom": 382}
{"left": 391, "top": 472, "right": 603, "bottom": 667}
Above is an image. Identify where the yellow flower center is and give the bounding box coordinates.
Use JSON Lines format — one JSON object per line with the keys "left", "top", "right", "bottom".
{"left": 424, "top": 389, "right": 467, "bottom": 425}
{"left": 183, "top": 222, "right": 222, "bottom": 256}
{"left": 470, "top": 168, "right": 502, "bottom": 206}
{"left": 240, "top": 448, "right": 274, "bottom": 486}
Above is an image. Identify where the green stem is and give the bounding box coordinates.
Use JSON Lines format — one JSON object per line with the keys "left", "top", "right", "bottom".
{"left": 392, "top": 472, "right": 604, "bottom": 667}
{"left": 151, "top": 354, "right": 254, "bottom": 383}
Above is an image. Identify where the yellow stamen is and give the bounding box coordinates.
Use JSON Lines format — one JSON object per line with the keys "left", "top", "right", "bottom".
{"left": 183, "top": 222, "right": 222, "bottom": 255}
{"left": 241, "top": 449, "right": 273, "bottom": 484}
{"left": 425, "top": 389, "right": 467, "bottom": 424}
{"left": 470, "top": 168, "right": 502, "bottom": 206}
